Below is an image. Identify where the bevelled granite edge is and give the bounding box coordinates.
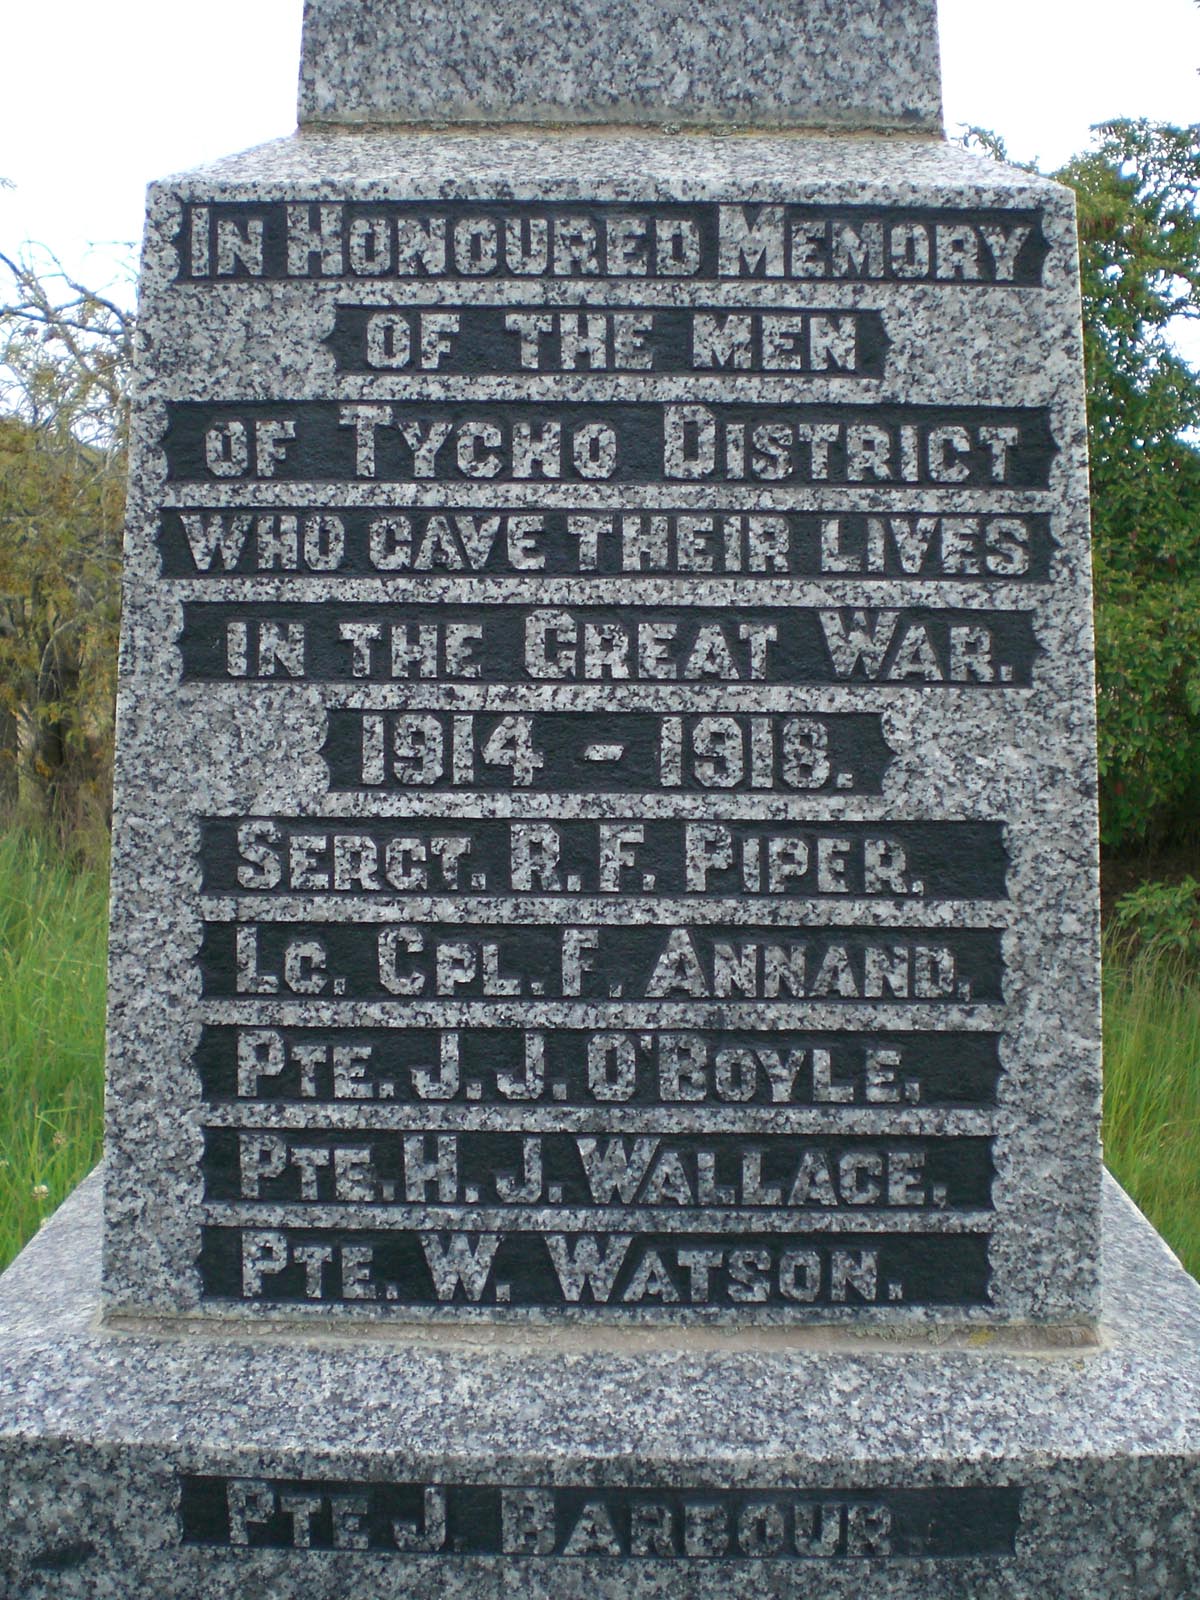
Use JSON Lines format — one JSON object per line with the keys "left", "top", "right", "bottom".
{"left": 2, "top": 1168, "right": 1198, "bottom": 1464}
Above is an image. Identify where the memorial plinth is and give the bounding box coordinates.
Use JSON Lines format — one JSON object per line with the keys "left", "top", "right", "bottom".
{"left": 3, "top": 1168, "right": 1200, "bottom": 1596}
{"left": 1, "top": 0, "right": 1198, "bottom": 1593}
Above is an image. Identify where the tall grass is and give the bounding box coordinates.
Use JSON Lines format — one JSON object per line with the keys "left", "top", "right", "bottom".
{"left": 1103, "top": 946, "right": 1200, "bottom": 1279}
{"left": 0, "top": 830, "right": 108, "bottom": 1271}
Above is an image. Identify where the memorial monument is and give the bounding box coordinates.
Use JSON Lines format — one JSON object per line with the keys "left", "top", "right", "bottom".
{"left": 1, "top": 0, "right": 1199, "bottom": 1592}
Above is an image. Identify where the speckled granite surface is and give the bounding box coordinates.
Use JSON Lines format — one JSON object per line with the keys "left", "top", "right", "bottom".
{"left": 1, "top": 1168, "right": 1198, "bottom": 1596}
{"left": 297, "top": 0, "right": 944, "bottom": 130}
{"left": 105, "top": 130, "right": 1102, "bottom": 1327}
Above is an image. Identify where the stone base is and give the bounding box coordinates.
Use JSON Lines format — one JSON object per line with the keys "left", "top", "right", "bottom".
{"left": 1, "top": 1169, "right": 1198, "bottom": 1598}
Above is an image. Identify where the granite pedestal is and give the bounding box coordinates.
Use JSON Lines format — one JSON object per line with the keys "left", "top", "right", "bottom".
{"left": 3, "top": 1169, "right": 1199, "bottom": 1597}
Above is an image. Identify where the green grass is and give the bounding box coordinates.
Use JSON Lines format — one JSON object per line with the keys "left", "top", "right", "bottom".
{"left": 1103, "top": 946, "right": 1200, "bottom": 1279}
{"left": 1, "top": 827, "right": 1200, "bottom": 1291}
{"left": 0, "top": 830, "right": 108, "bottom": 1272}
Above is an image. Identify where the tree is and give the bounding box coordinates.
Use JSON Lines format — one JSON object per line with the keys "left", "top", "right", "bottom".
{"left": 0, "top": 250, "right": 134, "bottom": 838}
{"left": 1058, "top": 122, "right": 1200, "bottom": 851}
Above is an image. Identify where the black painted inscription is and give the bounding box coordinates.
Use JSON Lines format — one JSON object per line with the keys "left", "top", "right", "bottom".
{"left": 203, "top": 817, "right": 1008, "bottom": 901}
{"left": 179, "top": 198, "right": 1048, "bottom": 286}
{"left": 200, "top": 1225, "right": 992, "bottom": 1309}
{"left": 182, "top": 602, "right": 1040, "bottom": 688}
{"left": 198, "top": 1027, "right": 1004, "bottom": 1109}
{"left": 203, "top": 1129, "right": 994, "bottom": 1213}
{"left": 179, "top": 1475, "right": 1023, "bottom": 1560}
{"left": 165, "top": 400, "right": 1054, "bottom": 486}
{"left": 326, "top": 303, "right": 890, "bottom": 376}
{"left": 164, "top": 191, "right": 1041, "bottom": 1319}
{"left": 159, "top": 506, "right": 1056, "bottom": 580}
{"left": 202, "top": 922, "right": 1003, "bottom": 1004}
{"left": 322, "top": 710, "right": 894, "bottom": 794}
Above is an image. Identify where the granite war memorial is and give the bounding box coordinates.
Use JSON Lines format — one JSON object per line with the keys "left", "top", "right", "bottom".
{"left": 2, "top": 0, "right": 1200, "bottom": 1594}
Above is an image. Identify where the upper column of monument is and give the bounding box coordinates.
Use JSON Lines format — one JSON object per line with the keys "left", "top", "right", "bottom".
{"left": 298, "top": 0, "right": 944, "bottom": 133}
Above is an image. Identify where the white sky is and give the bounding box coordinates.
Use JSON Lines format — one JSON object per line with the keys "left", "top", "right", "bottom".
{"left": 0, "top": 0, "right": 1197, "bottom": 305}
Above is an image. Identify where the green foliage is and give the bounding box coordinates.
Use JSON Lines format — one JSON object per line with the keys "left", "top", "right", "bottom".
{"left": 1093, "top": 582, "right": 1200, "bottom": 849}
{"left": 1103, "top": 942, "right": 1200, "bottom": 1280}
{"left": 1111, "top": 874, "right": 1200, "bottom": 960}
{"left": 0, "top": 413, "right": 124, "bottom": 836}
{"left": 1055, "top": 122, "right": 1200, "bottom": 850}
{"left": 0, "top": 251, "right": 132, "bottom": 838}
{"left": 0, "top": 830, "right": 107, "bottom": 1272}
